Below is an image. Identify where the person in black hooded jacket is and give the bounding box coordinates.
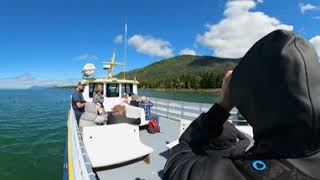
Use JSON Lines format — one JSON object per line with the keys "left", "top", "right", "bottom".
{"left": 163, "top": 30, "right": 320, "bottom": 180}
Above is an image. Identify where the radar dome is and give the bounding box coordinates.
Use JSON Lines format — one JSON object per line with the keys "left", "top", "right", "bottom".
{"left": 82, "top": 63, "right": 96, "bottom": 77}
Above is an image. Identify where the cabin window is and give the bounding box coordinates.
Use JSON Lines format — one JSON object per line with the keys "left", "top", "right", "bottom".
{"left": 88, "top": 83, "right": 104, "bottom": 98}
{"left": 121, "top": 84, "right": 133, "bottom": 96}
{"left": 106, "top": 83, "right": 119, "bottom": 97}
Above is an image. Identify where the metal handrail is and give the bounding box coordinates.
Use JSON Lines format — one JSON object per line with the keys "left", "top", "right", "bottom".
{"left": 69, "top": 108, "right": 96, "bottom": 180}
{"left": 149, "top": 97, "right": 247, "bottom": 123}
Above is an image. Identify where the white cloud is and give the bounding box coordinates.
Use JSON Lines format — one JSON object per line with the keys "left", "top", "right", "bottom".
{"left": 114, "top": 34, "right": 123, "bottom": 44}
{"left": 128, "top": 35, "right": 174, "bottom": 58}
{"left": 76, "top": 54, "right": 98, "bottom": 61}
{"left": 196, "top": 0, "right": 293, "bottom": 58}
{"left": 299, "top": 3, "right": 319, "bottom": 14}
{"left": 310, "top": 36, "right": 320, "bottom": 57}
{"left": 179, "top": 48, "right": 196, "bottom": 55}
{"left": 0, "top": 74, "right": 78, "bottom": 89}
{"left": 312, "top": 16, "right": 320, "bottom": 20}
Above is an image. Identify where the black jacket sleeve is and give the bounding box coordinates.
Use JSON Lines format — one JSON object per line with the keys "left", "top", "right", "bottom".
{"left": 180, "top": 103, "right": 230, "bottom": 147}
{"left": 125, "top": 117, "right": 141, "bottom": 125}
{"left": 163, "top": 103, "right": 231, "bottom": 180}
{"left": 107, "top": 115, "right": 141, "bottom": 125}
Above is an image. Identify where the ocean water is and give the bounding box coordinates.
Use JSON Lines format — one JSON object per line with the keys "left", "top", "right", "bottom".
{"left": 0, "top": 89, "right": 72, "bottom": 180}
{"left": 0, "top": 89, "right": 219, "bottom": 180}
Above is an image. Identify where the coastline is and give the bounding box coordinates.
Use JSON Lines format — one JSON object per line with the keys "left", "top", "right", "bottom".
{"left": 141, "top": 88, "right": 221, "bottom": 93}
{"left": 54, "top": 86, "right": 222, "bottom": 93}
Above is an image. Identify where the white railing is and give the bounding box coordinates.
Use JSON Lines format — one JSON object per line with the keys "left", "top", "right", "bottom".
{"left": 149, "top": 97, "right": 246, "bottom": 123}
{"left": 68, "top": 108, "right": 96, "bottom": 180}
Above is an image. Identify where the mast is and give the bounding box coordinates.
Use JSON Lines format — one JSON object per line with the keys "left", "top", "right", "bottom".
{"left": 123, "top": 19, "right": 127, "bottom": 79}
{"left": 102, "top": 49, "right": 124, "bottom": 79}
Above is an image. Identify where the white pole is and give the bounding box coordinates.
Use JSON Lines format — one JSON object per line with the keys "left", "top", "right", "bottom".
{"left": 124, "top": 19, "right": 127, "bottom": 79}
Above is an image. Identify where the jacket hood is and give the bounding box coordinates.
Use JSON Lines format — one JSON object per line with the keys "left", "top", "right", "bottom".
{"left": 230, "top": 30, "right": 320, "bottom": 158}
{"left": 84, "top": 102, "right": 97, "bottom": 114}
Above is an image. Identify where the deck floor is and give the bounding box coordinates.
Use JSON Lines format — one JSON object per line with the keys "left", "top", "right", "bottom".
{"left": 96, "top": 117, "right": 180, "bottom": 180}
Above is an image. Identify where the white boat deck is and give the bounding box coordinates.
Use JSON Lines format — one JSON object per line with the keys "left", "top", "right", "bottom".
{"left": 95, "top": 116, "right": 180, "bottom": 180}
{"left": 66, "top": 97, "right": 252, "bottom": 180}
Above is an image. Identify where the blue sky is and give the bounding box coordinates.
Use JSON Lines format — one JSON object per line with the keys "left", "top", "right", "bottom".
{"left": 1, "top": 0, "right": 320, "bottom": 88}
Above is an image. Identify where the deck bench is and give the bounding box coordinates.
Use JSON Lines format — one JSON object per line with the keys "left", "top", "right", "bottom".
{"left": 83, "top": 124, "right": 153, "bottom": 168}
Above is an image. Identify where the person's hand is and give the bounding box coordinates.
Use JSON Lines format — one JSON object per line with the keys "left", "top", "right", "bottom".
{"left": 219, "top": 70, "right": 234, "bottom": 112}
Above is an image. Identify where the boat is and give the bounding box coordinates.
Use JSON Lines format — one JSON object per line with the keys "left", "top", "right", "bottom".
{"left": 62, "top": 50, "right": 253, "bottom": 180}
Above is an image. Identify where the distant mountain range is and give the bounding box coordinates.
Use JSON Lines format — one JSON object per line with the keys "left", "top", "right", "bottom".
{"left": 116, "top": 55, "right": 240, "bottom": 89}
{"left": 29, "top": 85, "right": 56, "bottom": 89}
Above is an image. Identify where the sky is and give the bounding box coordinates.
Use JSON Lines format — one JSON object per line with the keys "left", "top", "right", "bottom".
{"left": 1, "top": 0, "right": 320, "bottom": 88}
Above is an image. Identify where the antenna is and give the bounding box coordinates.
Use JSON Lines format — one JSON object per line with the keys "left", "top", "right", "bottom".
{"left": 123, "top": 18, "right": 127, "bottom": 79}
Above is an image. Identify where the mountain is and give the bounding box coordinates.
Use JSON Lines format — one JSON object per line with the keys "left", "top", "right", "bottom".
{"left": 116, "top": 55, "right": 240, "bottom": 89}
{"left": 29, "top": 85, "right": 55, "bottom": 89}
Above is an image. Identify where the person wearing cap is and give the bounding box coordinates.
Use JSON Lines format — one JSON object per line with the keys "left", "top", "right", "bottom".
{"left": 72, "top": 82, "right": 87, "bottom": 124}
{"left": 164, "top": 30, "right": 320, "bottom": 180}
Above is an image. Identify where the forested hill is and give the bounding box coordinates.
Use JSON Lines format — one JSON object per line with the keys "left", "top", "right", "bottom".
{"left": 116, "top": 55, "right": 241, "bottom": 89}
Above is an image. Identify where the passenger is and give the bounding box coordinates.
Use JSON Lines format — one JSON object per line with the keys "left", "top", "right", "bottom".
{"left": 121, "top": 93, "right": 129, "bottom": 105}
{"left": 130, "top": 94, "right": 140, "bottom": 107}
{"left": 71, "top": 82, "right": 87, "bottom": 124}
{"left": 164, "top": 30, "right": 320, "bottom": 180}
{"left": 93, "top": 84, "right": 104, "bottom": 108}
{"left": 107, "top": 105, "right": 141, "bottom": 125}
{"left": 139, "top": 96, "right": 160, "bottom": 126}
{"left": 79, "top": 102, "right": 107, "bottom": 132}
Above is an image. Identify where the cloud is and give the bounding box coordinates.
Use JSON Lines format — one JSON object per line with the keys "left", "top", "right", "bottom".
{"left": 310, "top": 36, "right": 320, "bottom": 57}
{"left": 179, "top": 48, "right": 196, "bottom": 55}
{"left": 0, "top": 74, "right": 78, "bottom": 89}
{"left": 196, "top": 0, "right": 293, "bottom": 58}
{"left": 128, "top": 35, "right": 174, "bottom": 58}
{"left": 114, "top": 34, "right": 123, "bottom": 44}
{"left": 312, "top": 16, "right": 320, "bottom": 20}
{"left": 76, "top": 54, "right": 98, "bottom": 61}
{"left": 299, "top": 3, "right": 319, "bottom": 14}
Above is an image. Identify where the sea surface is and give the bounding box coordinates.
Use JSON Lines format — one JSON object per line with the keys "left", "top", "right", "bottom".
{"left": 0, "top": 89, "right": 219, "bottom": 180}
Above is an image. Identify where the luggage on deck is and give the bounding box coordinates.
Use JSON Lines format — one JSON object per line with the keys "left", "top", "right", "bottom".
{"left": 147, "top": 119, "right": 160, "bottom": 134}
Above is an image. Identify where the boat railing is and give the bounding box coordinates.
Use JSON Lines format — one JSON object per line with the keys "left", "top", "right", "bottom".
{"left": 149, "top": 97, "right": 247, "bottom": 123}
{"left": 68, "top": 108, "right": 96, "bottom": 180}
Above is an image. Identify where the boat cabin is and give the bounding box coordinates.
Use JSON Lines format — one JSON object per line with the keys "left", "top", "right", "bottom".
{"left": 81, "top": 78, "right": 139, "bottom": 112}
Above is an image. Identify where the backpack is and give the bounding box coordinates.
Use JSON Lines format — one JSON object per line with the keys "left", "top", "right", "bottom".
{"left": 147, "top": 119, "right": 160, "bottom": 134}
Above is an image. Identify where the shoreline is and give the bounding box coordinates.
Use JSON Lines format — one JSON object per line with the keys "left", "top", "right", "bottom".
{"left": 54, "top": 86, "right": 222, "bottom": 93}
{"left": 141, "top": 88, "right": 221, "bottom": 93}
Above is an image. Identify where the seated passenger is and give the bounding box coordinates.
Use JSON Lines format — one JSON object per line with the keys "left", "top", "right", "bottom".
{"left": 121, "top": 93, "right": 129, "bottom": 105}
{"left": 164, "top": 30, "right": 320, "bottom": 180}
{"left": 107, "top": 105, "right": 141, "bottom": 125}
{"left": 130, "top": 94, "right": 140, "bottom": 107}
{"left": 79, "top": 102, "right": 107, "bottom": 132}
{"left": 93, "top": 84, "right": 104, "bottom": 108}
{"left": 139, "top": 96, "right": 159, "bottom": 126}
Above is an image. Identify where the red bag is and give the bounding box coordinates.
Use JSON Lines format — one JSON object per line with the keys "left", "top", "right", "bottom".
{"left": 147, "top": 119, "right": 160, "bottom": 134}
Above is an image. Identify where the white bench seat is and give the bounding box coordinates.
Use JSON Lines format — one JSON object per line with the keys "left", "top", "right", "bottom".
{"left": 166, "top": 119, "right": 192, "bottom": 149}
{"left": 83, "top": 124, "right": 153, "bottom": 168}
{"left": 125, "top": 105, "right": 148, "bottom": 126}
{"left": 166, "top": 119, "right": 254, "bottom": 149}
